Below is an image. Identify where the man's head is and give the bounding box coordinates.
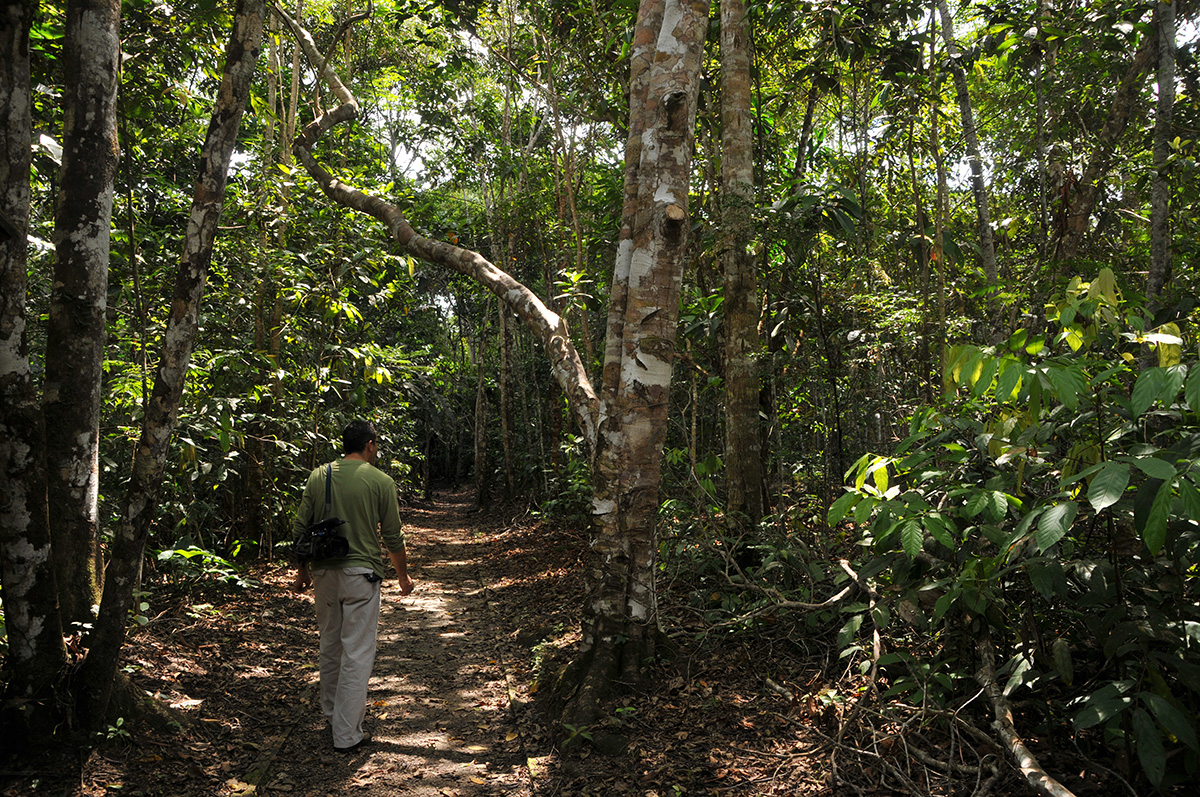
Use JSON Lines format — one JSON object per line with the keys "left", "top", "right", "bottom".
{"left": 342, "top": 419, "right": 378, "bottom": 462}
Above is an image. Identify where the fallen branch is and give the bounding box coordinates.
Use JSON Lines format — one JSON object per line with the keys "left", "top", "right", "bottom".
{"left": 976, "top": 633, "right": 1077, "bottom": 797}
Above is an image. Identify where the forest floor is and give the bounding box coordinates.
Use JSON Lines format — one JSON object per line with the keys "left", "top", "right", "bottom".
{"left": 2, "top": 490, "right": 1118, "bottom": 796}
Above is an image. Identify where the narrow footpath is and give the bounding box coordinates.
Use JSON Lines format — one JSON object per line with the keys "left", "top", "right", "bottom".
{"left": 273, "top": 490, "right": 551, "bottom": 796}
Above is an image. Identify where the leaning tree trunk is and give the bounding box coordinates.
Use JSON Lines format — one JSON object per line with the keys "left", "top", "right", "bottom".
{"left": 0, "top": 0, "right": 70, "bottom": 747}
{"left": 720, "top": 0, "right": 764, "bottom": 528}
{"left": 79, "top": 0, "right": 266, "bottom": 727}
{"left": 44, "top": 0, "right": 122, "bottom": 628}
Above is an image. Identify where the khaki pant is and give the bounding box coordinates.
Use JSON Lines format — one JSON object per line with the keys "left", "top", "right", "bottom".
{"left": 312, "top": 566, "right": 381, "bottom": 749}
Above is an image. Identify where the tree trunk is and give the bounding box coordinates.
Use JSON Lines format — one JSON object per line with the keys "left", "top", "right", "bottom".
{"left": 474, "top": 326, "right": 491, "bottom": 508}
{"left": 79, "top": 0, "right": 266, "bottom": 727}
{"left": 935, "top": 0, "right": 997, "bottom": 311}
{"left": 1055, "top": 29, "right": 1157, "bottom": 261}
{"left": 720, "top": 0, "right": 763, "bottom": 527}
{"left": 569, "top": 0, "right": 710, "bottom": 730}
{"left": 1147, "top": 0, "right": 1175, "bottom": 312}
{"left": 43, "top": 0, "right": 122, "bottom": 628}
{"left": 0, "top": 0, "right": 71, "bottom": 746}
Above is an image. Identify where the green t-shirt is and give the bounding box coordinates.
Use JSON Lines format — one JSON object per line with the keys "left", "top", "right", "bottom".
{"left": 293, "top": 458, "right": 405, "bottom": 577}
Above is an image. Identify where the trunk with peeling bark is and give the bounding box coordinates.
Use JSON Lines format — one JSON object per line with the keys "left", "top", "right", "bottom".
{"left": 565, "top": 0, "right": 710, "bottom": 731}
{"left": 78, "top": 0, "right": 267, "bottom": 726}
{"left": 720, "top": 0, "right": 764, "bottom": 528}
{"left": 44, "top": 0, "right": 121, "bottom": 629}
{"left": 274, "top": 0, "right": 709, "bottom": 733}
{"left": 0, "top": 0, "right": 71, "bottom": 746}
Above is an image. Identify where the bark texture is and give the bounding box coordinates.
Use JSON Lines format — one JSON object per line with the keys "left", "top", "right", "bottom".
{"left": 720, "top": 0, "right": 763, "bottom": 527}
{"left": 79, "top": 0, "right": 267, "bottom": 726}
{"left": 45, "top": 0, "right": 122, "bottom": 628}
{"left": 0, "top": 0, "right": 70, "bottom": 743}
{"left": 1147, "top": 0, "right": 1175, "bottom": 310}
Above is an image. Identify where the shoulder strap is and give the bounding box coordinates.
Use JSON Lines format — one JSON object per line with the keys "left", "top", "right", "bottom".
{"left": 323, "top": 463, "right": 334, "bottom": 518}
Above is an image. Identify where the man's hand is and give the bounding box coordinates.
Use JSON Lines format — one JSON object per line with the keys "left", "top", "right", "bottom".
{"left": 397, "top": 573, "right": 414, "bottom": 596}
{"left": 292, "top": 566, "right": 312, "bottom": 592}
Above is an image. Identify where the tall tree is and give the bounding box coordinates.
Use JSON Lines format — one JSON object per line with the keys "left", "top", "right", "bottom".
{"left": 720, "top": 0, "right": 764, "bottom": 527}
{"left": 1147, "top": 0, "right": 1176, "bottom": 311}
{"left": 44, "top": 0, "right": 122, "bottom": 628}
{"left": 0, "top": 0, "right": 70, "bottom": 743}
{"left": 935, "top": 0, "right": 997, "bottom": 312}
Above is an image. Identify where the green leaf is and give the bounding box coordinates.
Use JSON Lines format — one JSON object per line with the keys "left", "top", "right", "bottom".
{"left": 1181, "top": 480, "right": 1200, "bottom": 523}
{"left": 828, "top": 491, "right": 859, "bottom": 525}
{"left": 1142, "top": 479, "right": 1174, "bottom": 555}
{"left": 1036, "top": 502, "right": 1077, "bottom": 552}
{"left": 1161, "top": 364, "right": 1187, "bottom": 407}
{"left": 1132, "top": 708, "right": 1167, "bottom": 787}
{"left": 1088, "top": 462, "right": 1130, "bottom": 512}
{"left": 1131, "top": 367, "right": 1166, "bottom": 417}
{"left": 1140, "top": 692, "right": 1199, "bottom": 750}
{"left": 995, "top": 360, "right": 1023, "bottom": 402}
{"left": 1074, "top": 683, "right": 1134, "bottom": 729}
{"left": 1046, "top": 365, "right": 1087, "bottom": 410}
{"left": 901, "top": 519, "right": 923, "bottom": 558}
{"left": 1126, "top": 455, "right": 1176, "bottom": 481}
{"left": 1186, "top": 367, "right": 1200, "bottom": 415}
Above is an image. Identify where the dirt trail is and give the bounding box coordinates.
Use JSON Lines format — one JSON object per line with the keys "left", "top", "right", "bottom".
{"left": 278, "top": 490, "right": 541, "bottom": 796}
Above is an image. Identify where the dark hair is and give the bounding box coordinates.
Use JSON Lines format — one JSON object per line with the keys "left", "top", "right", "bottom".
{"left": 342, "top": 419, "right": 376, "bottom": 455}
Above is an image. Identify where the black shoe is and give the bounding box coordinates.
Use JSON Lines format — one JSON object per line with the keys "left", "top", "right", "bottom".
{"left": 334, "top": 732, "right": 372, "bottom": 753}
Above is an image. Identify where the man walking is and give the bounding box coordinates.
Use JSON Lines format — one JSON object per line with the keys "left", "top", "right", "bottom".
{"left": 292, "top": 419, "right": 414, "bottom": 752}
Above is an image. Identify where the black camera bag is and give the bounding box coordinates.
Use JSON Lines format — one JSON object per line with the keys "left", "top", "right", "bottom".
{"left": 294, "top": 464, "right": 348, "bottom": 562}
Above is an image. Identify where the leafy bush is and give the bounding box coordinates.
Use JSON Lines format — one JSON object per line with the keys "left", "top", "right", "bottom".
{"left": 830, "top": 270, "right": 1200, "bottom": 790}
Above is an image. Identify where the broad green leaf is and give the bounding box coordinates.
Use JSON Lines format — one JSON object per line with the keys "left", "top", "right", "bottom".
{"left": 1073, "top": 683, "right": 1134, "bottom": 729}
{"left": 965, "top": 491, "right": 989, "bottom": 518}
{"left": 1186, "top": 367, "right": 1200, "bottom": 415}
{"left": 852, "top": 496, "right": 878, "bottom": 525}
{"left": 1181, "top": 480, "right": 1200, "bottom": 523}
{"left": 1131, "top": 367, "right": 1166, "bottom": 417}
{"left": 1036, "top": 502, "right": 1077, "bottom": 552}
{"left": 1132, "top": 708, "right": 1167, "bottom": 787}
{"left": 1006, "top": 329, "right": 1028, "bottom": 352}
{"left": 828, "top": 491, "right": 859, "bottom": 524}
{"left": 995, "top": 360, "right": 1023, "bottom": 402}
{"left": 1141, "top": 480, "right": 1174, "bottom": 555}
{"left": 1140, "top": 692, "right": 1199, "bottom": 750}
{"left": 972, "top": 357, "right": 999, "bottom": 397}
{"left": 1046, "top": 365, "right": 1087, "bottom": 409}
{"left": 1161, "top": 364, "right": 1187, "bottom": 406}
{"left": 1088, "top": 462, "right": 1130, "bottom": 512}
{"left": 926, "top": 513, "right": 956, "bottom": 549}
{"left": 901, "top": 519, "right": 923, "bottom": 558}
{"left": 1126, "top": 456, "right": 1176, "bottom": 481}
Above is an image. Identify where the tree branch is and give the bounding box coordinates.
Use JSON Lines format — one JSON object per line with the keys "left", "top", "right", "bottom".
{"left": 271, "top": 2, "right": 600, "bottom": 452}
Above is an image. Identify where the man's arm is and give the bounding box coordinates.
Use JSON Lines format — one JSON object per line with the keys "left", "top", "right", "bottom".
{"left": 389, "top": 547, "right": 414, "bottom": 595}
{"left": 291, "top": 470, "right": 317, "bottom": 592}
